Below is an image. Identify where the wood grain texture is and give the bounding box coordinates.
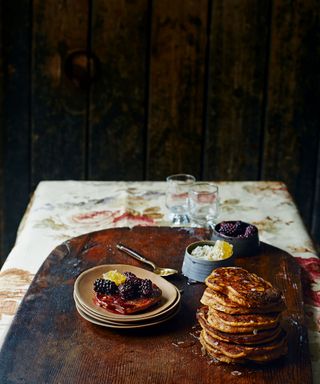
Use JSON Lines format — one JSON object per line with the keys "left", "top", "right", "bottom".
{"left": 147, "top": 0, "right": 208, "bottom": 179}
{"left": 88, "top": 0, "right": 149, "bottom": 180}
{"left": 0, "top": 227, "right": 312, "bottom": 383}
{"left": 262, "top": 0, "right": 320, "bottom": 227}
{"left": 31, "top": 0, "right": 89, "bottom": 188}
{"left": 1, "top": 0, "right": 31, "bottom": 262}
{"left": 204, "top": 0, "right": 271, "bottom": 180}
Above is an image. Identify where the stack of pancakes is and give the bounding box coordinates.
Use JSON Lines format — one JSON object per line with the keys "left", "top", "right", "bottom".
{"left": 197, "top": 267, "right": 288, "bottom": 363}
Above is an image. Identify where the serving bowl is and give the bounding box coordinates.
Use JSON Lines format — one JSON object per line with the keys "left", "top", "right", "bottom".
{"left": 211, "top": 220, "right": 260, "bottom": 257}
{"left": 181, "top": 240, "right": 235, "bottom": 283}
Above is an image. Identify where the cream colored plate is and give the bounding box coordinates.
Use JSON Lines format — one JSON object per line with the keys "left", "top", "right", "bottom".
{"left": 73, "top": 291, "right": 180, "bottom": 324}
{"left": 74, "top": 289, "right": 180, "bottom": 322}
{"left": 73, "top": 288, "right": 181, "bottom": 323}
{"left": 75, "top": 301, "right": 181, "bottom": 329}
{"left": 74, "top": 264, "right": 178, "bottom": 321}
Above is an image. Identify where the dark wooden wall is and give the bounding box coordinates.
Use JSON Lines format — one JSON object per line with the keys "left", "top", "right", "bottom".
{"left": 1, "top": 0, "right": 319, "bottom": 265}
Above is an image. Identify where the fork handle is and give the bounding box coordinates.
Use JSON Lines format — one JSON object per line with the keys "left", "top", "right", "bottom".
{"left": 116, "top": 244, "right": 156, "bottom": 270}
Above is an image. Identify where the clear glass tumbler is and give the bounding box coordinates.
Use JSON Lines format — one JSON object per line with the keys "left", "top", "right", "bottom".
{"left": 166, "top": 174, "right": 196, "bottom": 225}
{"left": 188, "top": 182, "right": 219, "bottom": 227}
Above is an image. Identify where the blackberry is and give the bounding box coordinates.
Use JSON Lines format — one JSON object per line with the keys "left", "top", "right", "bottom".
{"left": 93, "top": 278, "right": 118, "bottom": 295}
{"left": 243, "top": 225, "right": 258, "bottom": 238}
{"left": 139, "top": 279, "right": 153, "bottom": 297}
{"left": 124, "top": 272, "right": 141, "bottom": 289}
{"left": 219, "top": 221, "right": 239, "bottom": 236}
{"left": 234, "top": 220, "right": 247, "bottom": 236}
{"left": 219, "top": 221, "right": 247, "bottom": 237}
{"left": 124, "top": 272, "right": 137, "bottom": 281}
{"left": 131, "top": 277, "right": 142, "bottom": 289}
{"left": 118, "top": 282, "right": 139, "bottom": 300}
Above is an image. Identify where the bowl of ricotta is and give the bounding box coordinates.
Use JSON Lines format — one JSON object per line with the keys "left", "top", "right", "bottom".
{"left": 182, "top": 240, "right": 235, "bottom": 282}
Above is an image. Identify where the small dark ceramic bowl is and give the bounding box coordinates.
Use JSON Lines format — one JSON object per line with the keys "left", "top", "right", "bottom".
{"left": 181, "top": 240, "right": 235, "bottom": 283}
{"left": 211, "top": 221, "right": 260, "bottom": 257}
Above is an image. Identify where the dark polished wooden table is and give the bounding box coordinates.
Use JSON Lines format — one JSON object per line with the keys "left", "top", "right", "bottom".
{"left": 0, "top": 181, "right": 318, "bottom": 382}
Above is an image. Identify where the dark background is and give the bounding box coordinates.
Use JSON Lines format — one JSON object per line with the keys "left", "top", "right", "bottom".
{"left": 0, "top": 0, "right": 319, "bottom": 265}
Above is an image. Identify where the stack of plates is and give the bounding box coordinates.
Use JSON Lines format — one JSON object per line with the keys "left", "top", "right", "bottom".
{"left": 73, "top": 264, "right": 181, "bottom": 329}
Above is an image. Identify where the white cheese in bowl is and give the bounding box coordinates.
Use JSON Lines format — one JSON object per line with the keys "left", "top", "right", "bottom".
{"left": 190, "top": 240, "right": 233, "bottom": 261}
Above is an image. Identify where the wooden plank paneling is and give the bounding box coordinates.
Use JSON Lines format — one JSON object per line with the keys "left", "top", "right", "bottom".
{"left": 89, "top": 0, "right": 149, "bottom": 180}
{"left": 262, "top": 0, "right": 320, "bottom": 227}
{"left": 1, "top": 0, "right": 31, "bottom": 263}
{"left": 147, "top": 0, "right": 208, "bottom": 180}
{"left": 31, "top": 0, "right": 89, "bottom": 188}
{"left": 204, "top": 0, "right": 271, "bottom": 180}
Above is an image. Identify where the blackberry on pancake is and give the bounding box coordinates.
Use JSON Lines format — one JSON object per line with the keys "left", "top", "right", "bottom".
{"left": 93, "top": 271, "right": 162, "bottom": 315}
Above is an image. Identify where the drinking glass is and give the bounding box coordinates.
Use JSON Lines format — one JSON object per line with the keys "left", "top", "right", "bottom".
{"left": 166, "top": 174, "right": 196, "bottom": 225}
{"left": 188, "top": 183, "right": 219, "bottom": 227}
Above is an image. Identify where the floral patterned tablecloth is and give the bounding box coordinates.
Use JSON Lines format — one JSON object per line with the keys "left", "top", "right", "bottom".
{"left": 0, "top": 181, "right": 319, "bottom": 378}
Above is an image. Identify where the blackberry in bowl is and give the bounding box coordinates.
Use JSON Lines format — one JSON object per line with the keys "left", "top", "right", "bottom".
{"left": 211, "top": 220, "right": 260, "bottom": 257}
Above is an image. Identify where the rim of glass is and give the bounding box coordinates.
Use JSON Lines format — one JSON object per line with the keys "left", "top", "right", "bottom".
{"left": 189, "top": 182, "right": 219, "bottom": 194}
{"left": 166, "top": 174, "right": 196, "bottom": 182}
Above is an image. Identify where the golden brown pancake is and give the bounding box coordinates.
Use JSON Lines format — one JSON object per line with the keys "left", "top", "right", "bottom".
{"left": 197, "top": 307, "right": 282, "bottom": 345}
{"left": 199, "top": 332, "right": 246, "bottom": 363}
{"left": 206, "top": 310, "right": 279, "bottom": 334}
{"left": 201, "top": 329, "right": 287, "bottom": 363}
{"left": 205, "top": 267, "right": 282, "bottom": 308}
{"left": 198, "top": 267, "right": 287, "bottom": 364}
{"left": 208, "top": 308, "right": 280, "bottom": 328}
{"left": 201, "top": 288, "right": 285, "bottom": 314}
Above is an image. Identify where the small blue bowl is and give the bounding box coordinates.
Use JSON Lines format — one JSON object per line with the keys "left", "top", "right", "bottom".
{"left": 181, "top": 240, "right": 235, "bottom": 283}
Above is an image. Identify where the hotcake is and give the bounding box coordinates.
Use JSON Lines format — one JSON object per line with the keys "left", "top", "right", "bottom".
{"left": 208, "top": 307, "right": 281, "bottom": 328}
{"left": 94, "top": 285, "right": 162, "bottom": 315}
{"left": 197, "top": 306, "right": 282, "bottom": 345}
{"left": 201, "top": 329, "right": 288, "bottom": 363}
{"left": 199, "top": 332, "right": 246, "bottom": 363}
{"left": 198, "top": 265, "right": 287, "bottom": 364}
{"left": 205, "top": 267, "right": 282, "bottom": 308}
{"left": 206, "top": 310, "right": 278, "bottom": 334}
{"left": 201, "top": 287, "right": 285, "bottom": 314}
